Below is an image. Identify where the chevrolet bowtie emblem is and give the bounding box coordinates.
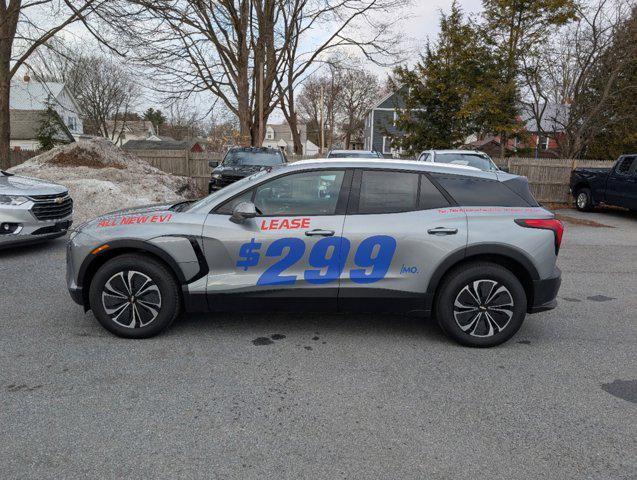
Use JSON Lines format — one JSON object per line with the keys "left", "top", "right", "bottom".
{"left": 54, "top": 197, "right": 65, "bottom": 204}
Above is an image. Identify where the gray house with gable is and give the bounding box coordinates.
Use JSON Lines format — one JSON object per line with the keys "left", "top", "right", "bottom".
{"left": 363, "top": 85, "right": 412, "bottom": 157}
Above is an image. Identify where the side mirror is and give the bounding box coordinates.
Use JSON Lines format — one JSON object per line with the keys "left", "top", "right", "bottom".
{"left": 499, "top": 166, "right": 510, "bottom": 173}
{"left": 209, "top": 160, "right": 219, "bottom": 168}
{"left": 230, "top": 201, "right": 257, "bottom": 223}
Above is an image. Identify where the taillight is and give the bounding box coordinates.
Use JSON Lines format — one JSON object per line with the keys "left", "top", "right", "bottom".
{"left": 514, "top": 218, "right": 564, "bottom": 255}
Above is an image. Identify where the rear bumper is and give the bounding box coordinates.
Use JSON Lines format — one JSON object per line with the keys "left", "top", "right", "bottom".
{"left": 528, "top": 267, "right": 561, "bottom": 313}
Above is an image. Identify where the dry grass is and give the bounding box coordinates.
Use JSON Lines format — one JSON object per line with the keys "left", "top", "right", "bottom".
{"left": 48, "top": 147, "right": 125, "bottom": 169}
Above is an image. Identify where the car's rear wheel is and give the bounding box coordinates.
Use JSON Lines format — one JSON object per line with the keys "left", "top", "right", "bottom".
{"left": 435, "top": 262, "right": 527, "bottom": 347}
{"left": 575, "top": 187, "right": 594, "bottom": 211}
{"left": 88, "top": 254, "right": 181, "bottom": 338}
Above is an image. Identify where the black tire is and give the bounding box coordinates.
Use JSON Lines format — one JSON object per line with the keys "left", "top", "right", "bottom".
{"left": 435, "top": 262, "right": 527, "bottom": 347}
{"left": 575, "top": 187, "right": 594, "bottom": 212}
{"left": 88, "top": 254, "right": 181, "bottom": 338}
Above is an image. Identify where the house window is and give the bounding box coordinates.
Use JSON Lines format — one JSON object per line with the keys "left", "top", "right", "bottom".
{"left": 513, "top": 136, "right": 520, "bottom": 149}
{"left": 393, "top": 111, "right": 398, "bottom": 126}
{"left": 67, "top": 116, "right": 76, "bottom": 131}
{"left": 382, "top": 136, "right": 392, "bottom": 154}
{"left": 539, "top": 135, "right": 549, "bottom": 150}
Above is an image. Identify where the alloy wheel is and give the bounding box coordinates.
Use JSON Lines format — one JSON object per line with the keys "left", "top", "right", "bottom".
{"left": 577, "top": 192, "right": 588, "bottom": 209}
{"left": 101, "top": 270, "right": 162, "bottom": 328}
{"left": 453, "top": 279, "right": 514, "bottom": 337}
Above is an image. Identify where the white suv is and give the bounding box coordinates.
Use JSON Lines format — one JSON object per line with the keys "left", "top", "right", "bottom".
{"left": 417, "top": 150, "right": 500, "bottom": 172}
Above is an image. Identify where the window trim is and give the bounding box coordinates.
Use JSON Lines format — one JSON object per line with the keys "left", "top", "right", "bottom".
{"left": 212, "top": 168, "right": 353, "bottom": 217}
{"left": 382, "top": 136, "right": 391, "bottom": 154}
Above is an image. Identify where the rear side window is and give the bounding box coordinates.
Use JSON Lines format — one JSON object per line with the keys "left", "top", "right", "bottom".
{"left": 431, "top": 174, "right": 532, "bottom": 207}
{"left": 358, "top": 171, "right": 419, "bottom": 213}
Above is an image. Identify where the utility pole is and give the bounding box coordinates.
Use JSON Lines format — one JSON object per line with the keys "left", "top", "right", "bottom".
{"left": 319, "top": 84, "right": 324, "bottom": 155}
{"left": 258, "top": 62, "right": 264, "bottom": 147}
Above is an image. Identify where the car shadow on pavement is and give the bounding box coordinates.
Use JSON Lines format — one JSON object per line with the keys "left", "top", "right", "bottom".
{"left": 169, "top": 311, "right": 450, "bottom": 345}
{"left": 0, "top": 236, "right": 67, "bottom": 257}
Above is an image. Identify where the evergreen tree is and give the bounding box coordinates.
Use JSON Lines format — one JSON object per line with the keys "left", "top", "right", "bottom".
{"left": 36, "top": 104, "right": 66, "bottom": 151}
{"left": 391, "top": 2, "right": 506, "bottom": 153}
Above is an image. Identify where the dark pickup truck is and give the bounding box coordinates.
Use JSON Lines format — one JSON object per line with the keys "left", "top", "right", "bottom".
{"left": 570, "top": 154, "right": 637, "bottom": 212}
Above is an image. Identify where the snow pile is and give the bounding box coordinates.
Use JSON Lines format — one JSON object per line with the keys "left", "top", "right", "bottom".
{"left": 9, "top": 138, "right": 198, "bottom": 222}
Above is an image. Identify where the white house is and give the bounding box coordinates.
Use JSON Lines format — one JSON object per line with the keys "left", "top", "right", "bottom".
{"left": 104, "top": 120, "right": 158, "bottom": 146}
{"left": 262, "top": 122, "right": 318, "bottom": 156}
{"left": 9, "top": 75, "right": 83, "bottom": 150}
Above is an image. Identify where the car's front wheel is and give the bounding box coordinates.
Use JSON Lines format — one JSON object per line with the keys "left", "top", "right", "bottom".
{"left": 88, "top": 254, "right": 181, "bottom": 338}
{"left": 435, "top": 262, "right": 527, "bottom": 347}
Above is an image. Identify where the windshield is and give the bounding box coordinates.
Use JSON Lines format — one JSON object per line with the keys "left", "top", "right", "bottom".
{"left": 183, "top": 169, "right": 271, "bottom": 212}
{"left": 434, "top": 153, "right": 496, "bottom": 171}
{"left": 328, "top": 151, "right": 380, "bottom": 158}
{"left": 222, "top": 150, "right": 283, "bottom": 167}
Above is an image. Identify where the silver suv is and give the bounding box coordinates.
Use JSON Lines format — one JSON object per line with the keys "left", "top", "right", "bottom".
{"left": 66, "top": 159, "right": 562, "bottom": 347}
{"left": 1, "top": 170, "right": 73, "bottom": 247}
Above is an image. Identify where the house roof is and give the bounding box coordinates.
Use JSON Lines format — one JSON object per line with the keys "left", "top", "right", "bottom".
{"left": 520, "top": 103, "right": 569, "bottom": 132}
{"left": 10, "top": 109, "right": 74, "bottom": 142}
{"left": 105, "top": 120, "right": 156, "bottom": 136}
{"left": 10, "top": 80, "right": 66, "bottom": 110}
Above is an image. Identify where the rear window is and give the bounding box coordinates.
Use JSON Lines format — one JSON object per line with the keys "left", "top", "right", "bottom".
{"left": 431, "top": 174, "right": 532, "bottom": 207}
{"left": 434, "top": 153, "right": 496, "bottom": 171}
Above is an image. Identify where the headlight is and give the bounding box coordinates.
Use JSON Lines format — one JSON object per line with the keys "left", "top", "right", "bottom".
{"left": 0, "top": 195, "right": 29, "bottom": 206}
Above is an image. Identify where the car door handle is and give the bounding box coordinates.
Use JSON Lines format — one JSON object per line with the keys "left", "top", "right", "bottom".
{"left": 427, "top": 227, "right": 458, "bottom": 236}
{"left": 305, "top": 229, "right": 335, "bottom": 237}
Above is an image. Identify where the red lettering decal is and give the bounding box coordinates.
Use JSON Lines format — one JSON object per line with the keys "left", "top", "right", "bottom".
{"left": 270, "top": 219, "right": 279, "bottom": 229}
{"left": 301, "top": 218, "right": 310, "bottom": 228}
{"left": 290, "top": 218, "right": 301, "bottom": 229}
{"left": 150, "top": 215, "right": 158, "bottom": 223}
{"left": 260, "top": 220, "right": 268, "bottom": 230}
{"left": 280, "top": 219, "right": 290, "bottom": 229}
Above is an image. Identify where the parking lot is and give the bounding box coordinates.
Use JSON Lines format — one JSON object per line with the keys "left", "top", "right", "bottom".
{"left": 1, "top": 207, "right": 635, "bottom": 479}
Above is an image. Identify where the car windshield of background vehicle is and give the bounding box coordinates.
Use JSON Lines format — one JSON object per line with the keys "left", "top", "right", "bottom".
{"left": 328, "top": 151, "right": 379, "bottom": 158}
{"left": 434, "top": 153, "right": 496, "bottom": 171}
{"left": 223, "top": 150, "right": 283, "bottom": 167}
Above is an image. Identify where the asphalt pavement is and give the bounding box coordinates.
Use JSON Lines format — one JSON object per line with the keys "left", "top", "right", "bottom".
{"left": 1, "top": 207, "right": 635, "bottom": 479}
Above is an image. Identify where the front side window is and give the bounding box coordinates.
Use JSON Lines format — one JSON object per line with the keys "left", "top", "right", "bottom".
{"left": 382, "top": 137, "right": 391, "bottom": 154}
{"left": 216, "top": 190, "right": 253, "bottom": 214}
{"left": 615, "top": 156, "right": 635, "bottom": 175}
{"left": 358, "top": 171, "right": 419, "bottom": 214}
{"left": 254, "top": 170, "right": 345, "bottom": 216}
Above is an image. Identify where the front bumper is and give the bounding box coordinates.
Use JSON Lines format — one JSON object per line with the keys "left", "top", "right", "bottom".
{"left": 0, "top": 200, "right": 73, "bottom": 248}
{"left": 528, "top": 267, "right": 562, "bottom": 313}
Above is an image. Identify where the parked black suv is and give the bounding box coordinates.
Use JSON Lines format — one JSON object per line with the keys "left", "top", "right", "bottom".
{"left": 209, "top": 147, "right": 287, "bottom": 193}
{"left": 570, "top": 154, "right": 637, "bottom": 211}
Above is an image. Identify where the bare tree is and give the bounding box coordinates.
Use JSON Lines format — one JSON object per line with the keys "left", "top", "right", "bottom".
{"left": 276, "top": 0, "right": 407, "bottom": 153}
{"left": 0, "top": 0, "right": 118, "bottom": 168}
{"left": 116, "top": 0, "right": 282, "bottom": 147}
{"left": 337, "top": 66, "right": 380, "bottom": 149}
{"left": 31, "top": 50, "right": 141, "bottom": 144}
{"left": 538, "top": 0, "right": 636, "bottom": 158}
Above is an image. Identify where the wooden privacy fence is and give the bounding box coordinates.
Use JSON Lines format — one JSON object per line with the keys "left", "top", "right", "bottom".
{"left": 9, "top": 149, "right": 41, "bottom": 167}
{"left": 491, "top": 157, "right": 614, "bottom": 203}
{"left": 126, "top": 149, "right": 223, "bottom": 193}
{"left": 125, "top": 150, "right": 614, "bottom": 204}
